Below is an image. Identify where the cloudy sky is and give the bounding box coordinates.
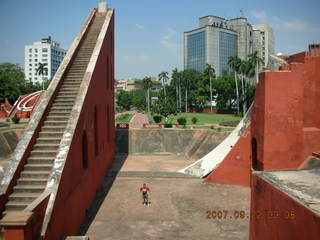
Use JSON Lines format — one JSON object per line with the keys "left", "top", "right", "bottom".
{"left": 0, "top": 0, "right": 319, "bottom": 79}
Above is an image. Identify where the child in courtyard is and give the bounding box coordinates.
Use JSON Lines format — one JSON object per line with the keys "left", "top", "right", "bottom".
{"left": 140, "top": 183, "right": 150, "bottom": 206}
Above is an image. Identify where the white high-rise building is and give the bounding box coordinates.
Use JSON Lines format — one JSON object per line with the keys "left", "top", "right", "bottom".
{"left": 24, "top": 36, "right": 66, "bottom": 84}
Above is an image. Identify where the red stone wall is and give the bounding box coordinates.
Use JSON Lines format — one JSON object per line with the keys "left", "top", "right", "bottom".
{"left": 205, "top": 128, "right": 252, "bottom": 186}
{"left": 43, "top": 11, "right": 115, "bottom": 240}
{"left": 250, "top": 174, "right": 320, "bottom": 240}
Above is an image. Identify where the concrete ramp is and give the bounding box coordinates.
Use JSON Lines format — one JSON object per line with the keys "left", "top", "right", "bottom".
{"left": 178, "top": 105, "right": 252, "bottom": 178}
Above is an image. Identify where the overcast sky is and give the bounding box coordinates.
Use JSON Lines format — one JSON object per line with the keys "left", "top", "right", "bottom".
{"left": 0, "top": 0, "right": 319, "bottom": 79}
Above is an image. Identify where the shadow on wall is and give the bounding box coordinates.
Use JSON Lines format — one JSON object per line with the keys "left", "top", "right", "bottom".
{"left": 78, "top": 126, "right": 129, "bottom": 234}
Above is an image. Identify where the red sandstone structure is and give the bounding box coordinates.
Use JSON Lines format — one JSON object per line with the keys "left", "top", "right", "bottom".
{"left": 0, "top": 3, "right": 115, "bottom": 240}
{"left": 204, "top": 45, "right": 320, "bottom": 239}
{"left": 0, "top": 91, "right": 44, "bottom": 119}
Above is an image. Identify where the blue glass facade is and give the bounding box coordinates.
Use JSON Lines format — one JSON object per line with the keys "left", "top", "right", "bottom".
{"left": 219, "top": 32, "right": 237, "bottom": 74}
{"left": 187, "top": 31, "right": 206, "bottom": 72}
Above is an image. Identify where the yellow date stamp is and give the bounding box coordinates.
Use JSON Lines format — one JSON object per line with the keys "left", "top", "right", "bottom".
{"left": 205, "top": 210, "right": 296, "bottom": 220}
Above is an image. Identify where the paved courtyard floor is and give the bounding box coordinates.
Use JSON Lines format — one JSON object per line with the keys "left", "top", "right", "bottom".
{"left": 80, "top": 155, "right": 250, "bottom": 240}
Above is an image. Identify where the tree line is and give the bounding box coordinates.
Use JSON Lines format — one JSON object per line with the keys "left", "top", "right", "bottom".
{"left": 0, "top": 62, "right": 51, "bottom": 104}
{"left": 117, "top": 51, "right": 263, "bottom": 116}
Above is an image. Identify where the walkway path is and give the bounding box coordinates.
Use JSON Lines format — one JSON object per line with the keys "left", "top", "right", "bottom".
{"left": 79, "top": 155, "right": 250, "bottom": 240}
{"left": 115, "top": 111, "right": 149, "bottom": 128}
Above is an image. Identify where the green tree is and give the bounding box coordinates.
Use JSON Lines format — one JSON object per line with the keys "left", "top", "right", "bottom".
{"left": 35, "top": 62, "right": 48, "bottom": 90}
{"left": 213, "top": 75, "right": 237, "bottom": 110}
{"left": 152, "top": 96, "right": 177, "bottom": 120}
{"left": 158, "top": 71, "right": 169, "bottom": 98}
{"left": 204, "top": 63, "right": 215, "bottom": 112}
{"left": 248, "top": 51, "right": 264, "bottom": 84}
{"left": 228, "top": 56, "right": 241, "bottom": 115}
{"left": 142, "top": 76, "right": 152, "bottom": 112}
{"left": 0, "top": 63, "right": 25, "bottom": 104}
{"left": 195, "top": 96, "right": 207, "bottom": 112}
{"left": 116, "top": 90, "right": 132, "bottom": 110}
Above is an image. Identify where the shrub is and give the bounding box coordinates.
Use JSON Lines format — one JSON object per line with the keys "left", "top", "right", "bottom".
{"left": 0, "top": 123, "right": 9, "bottom": 127}
{"left": 210, "top": 126, "right": 215, "bottom": 130}
{"left": 153, "top": 115, "right": 162, "bottom": 123}
{"left": 191, "top": 117, "right": 198, "bottom": 124}
{"left": 217, "top": 127, "right": 222, "bottom": 132}
{"left": 164, "top": 123, "right": 173, "bottom": 128}
{"left": 177, "top": 117, "right": 187, "bottom": 126}
{"left": 219, "top": 120, "right": 240, "bottom": 127}
{"left": 11, "top": 117, "right": 20, "bottom": 124}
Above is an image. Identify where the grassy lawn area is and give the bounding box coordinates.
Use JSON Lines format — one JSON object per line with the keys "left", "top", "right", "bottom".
{"left": 115, "top": 113, "right": 134, "bottom": 123}
{"left": 150, "top": 113, "right": 241, "bottom": 125}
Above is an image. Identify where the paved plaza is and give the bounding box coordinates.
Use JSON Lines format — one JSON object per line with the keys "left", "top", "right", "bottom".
{"left": 80, "top": 155, "right": 250, "bottom": 240}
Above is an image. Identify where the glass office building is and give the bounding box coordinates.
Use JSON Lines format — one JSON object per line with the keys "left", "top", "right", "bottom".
{"left": 219, "top": 32, "right": 237, "bottom": 74}
{"left": 187, "top": 31, "right": 206, "bottom": 72}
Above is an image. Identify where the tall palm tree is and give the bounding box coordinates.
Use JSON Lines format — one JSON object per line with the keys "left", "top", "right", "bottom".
{"left": 182, "top": 71, "right": 189, "bottom": 113}
{"left": 35, "top": 62, "right": 48, "bottom": 90}
{"left": 239, "top": 60, "right": 255, "bottom": 113}
{"left": 248, "top": 51, "right": 264, "bottom": 84}
{"left": 228, "top": 56, "right": 240, "bottom": 115}
{"left": 142, "top": 77, "right": 152, "bottom": 112}
{"left": 158, "top": 71, "right": 169, "bottom": 98}
{"left": 172, "top": 68, "right": 179, "bottom": 110}
{"left": 204, "top": 63, "right": 215, "bottom": 112}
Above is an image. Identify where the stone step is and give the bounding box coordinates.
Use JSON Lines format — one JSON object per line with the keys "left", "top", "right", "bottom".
{"left": 41, "top": 126, "right": 66, "bottom": 132}
{"left": 36, "top": 138, "right": 61, "bottom": 145}
{"left": 48, "top": 112, "right": 71, "bottom": 117}
{"left": 13, "top": 181, "right": 48, "bottom": 188}
{"left": 28, "top": 157, "right": 55, "bottom": 164}
{"left": 57, "top": 92, "right": 78, "bottom": 97}
{"left": 50, "top": 107, "right": 73, "bottom": 112}
{"left": 43, "top": 120, "right": 68, "bottom": 126}
{"left": 24, "top": 163, "right": 52, "bottom": 171}
{"left": 55, "top": 95, "right": 77, "bottom": 99}
{"left": 58, "top": 87, "right": 79, "bottom": 91}
{"left": 21, "top": 171, "right": 51, "bottom": 178}
{"left": 39, "top": 131, "right": 64, "bottom": 138}
{"left": 5, "top": 202, "right": 29, "bottom": 211}
{"left": 30, "top": 150, "right": 57, "bottom": 157}
{"left": 33, "top": 144, "right": 59, "bottom": 150}
{"left": 9, "top": 192, "right": 40, "bottom": 202}
{"left": 53, "top": 99, "right": 76, "bottom": 104}
{"left": 46, "top": 115, "right": 70, "bottom": 121}
{"left": 51, "top": 103, "right": 74, "bottom": 108}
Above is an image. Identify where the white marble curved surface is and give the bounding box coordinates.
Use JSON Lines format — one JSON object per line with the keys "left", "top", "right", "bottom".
{"left": 178, "top": 104, "right": 252, "bottom": 178}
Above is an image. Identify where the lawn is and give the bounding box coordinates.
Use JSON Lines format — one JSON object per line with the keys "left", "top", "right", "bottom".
{"left": 115, "top": 113, "right": 134, "bottom": 123}
{"left": 150, "top": 113, "right": 242, "bottom": 125}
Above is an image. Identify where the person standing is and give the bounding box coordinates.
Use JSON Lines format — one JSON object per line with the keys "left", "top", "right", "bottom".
{"left": 140, "top": 183, "right": 150, "bottom": 206}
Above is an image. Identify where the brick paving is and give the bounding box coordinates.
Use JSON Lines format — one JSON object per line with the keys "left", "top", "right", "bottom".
{"left": 115, "top": 111, "right": 149, "bottom": 128}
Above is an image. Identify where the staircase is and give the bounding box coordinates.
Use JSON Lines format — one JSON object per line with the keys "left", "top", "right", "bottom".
{"left": 3, "top": 14, "right": 105, "bottom": 214}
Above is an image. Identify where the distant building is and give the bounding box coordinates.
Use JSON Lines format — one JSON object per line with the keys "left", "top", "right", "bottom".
{"left": 24, "top": 36, "right": 66, "bottom": 84}
{"left": 115, "top": 78, "right": 162, "bottom": 92}
{"left": 184, "top": 16, "right": 275, "bottom": 76}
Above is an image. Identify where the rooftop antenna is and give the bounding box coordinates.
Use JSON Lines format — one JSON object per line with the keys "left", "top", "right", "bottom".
{"left": 240, "top": 9, "right": 244, "bottom": 18}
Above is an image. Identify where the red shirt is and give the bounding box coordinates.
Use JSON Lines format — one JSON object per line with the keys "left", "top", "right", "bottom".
{"left": 140, "top": 186, "right": 150, "bottom": 194}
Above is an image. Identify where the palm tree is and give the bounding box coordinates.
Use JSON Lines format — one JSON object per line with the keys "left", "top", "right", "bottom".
{"left": 228, "top": 56, "right": 241, "bottom": 115}
{"left": 204, "top": 63, "right": 215, "bottom": 112}
{"left": 248, "top": 51, "right": 264, "bottom": 84}
{"left": 172, "top": 68, "right": 179, "bottom": 110}
{"left": 158, "top": 71, "right": 169, "bottom": 98}
{"left": 35, "top": 62, "right": 48, "bottom": 90}
{"left": 142, "top": 77, "right": 152, "bottom": 112}
{"left": 182, "top": 71, "right": 189, "bottom": 113}
{"left": 239, "top": 60, "right": 255, "bottom": 113}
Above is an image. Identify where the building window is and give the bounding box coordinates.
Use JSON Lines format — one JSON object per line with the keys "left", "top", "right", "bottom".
{"left": 94, "top": 106, "right": 99, "bottom": 157}
{"left": 29, "top": 54, "right": 32, "bottom": 57}
{"left": 29, "top": 73, "right": 32, "bottom": 75}
{"left": 29, "top": 64, "right": 32, "bottom": 66}
{"left": 42, "top": 54, "right": 47, "bottom": 57}
{"left": 29, "top": 68, "right": 32, "bottom": 71}
{"left": 219, "top": 31, "right": 237, "bottom": 75}
{"left": 29, "top": 78, "right": 32, "bottom": 80}
{"left": 82, "top": 131, "right": 89, "bottom": 169}
{"left": 29, "top": 49, "right": 32, "bottom": 53}
{"left": 35, "top": 49, "right": 38, "bottom": 53}
{"left": 35, "top": 59, "right": 38, "bottom": 62}
{"left": 187, "top": 31, "right": 206, "bottom": 72}
{"left": 42, "top": 48, "right": 48, "bottom": 52}
{"left": 43, "top": 59, "right": 47, "bottom": 62}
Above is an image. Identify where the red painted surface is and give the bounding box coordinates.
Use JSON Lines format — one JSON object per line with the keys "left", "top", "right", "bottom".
{"left": 250, "top": 174, "right": 320, "bottom": 240}
{"left": 206, "top": 48, "right": 320, "bottom": 185}
{"left": 251, "top": 56, "right": 320, "bottom": 170}
{"left": 43, "top": 10, "right": 115, "bottom": 240}
{"left": 205, "top": 127, "right": 252, "bottom": 186}
{"left": 4, "top": 228, "right": 30, "bottom": 240}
